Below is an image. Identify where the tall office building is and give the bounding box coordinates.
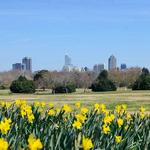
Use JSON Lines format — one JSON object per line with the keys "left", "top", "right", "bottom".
{"left": 65, "top": 55, "right": 72, "bottom": 66}
{"left": 12, "top": 63, "right": 23, "bottom": 71}
{"left": 121, "top": 64, "right": 127, "bottom": 70}
{"left": 22, "top": 57, "right": 32, "bottom": 72}
{"left": 108, "top": 55, "right": 117, "bottom": 71}
{"left": 93, "top": 65, "right": 98, "bottom": 72}
{"left": 93, "top": 64, "right": 104, "bottom": 73}
{"left": 98, "top": 64, "right": 104, "bottom": 72}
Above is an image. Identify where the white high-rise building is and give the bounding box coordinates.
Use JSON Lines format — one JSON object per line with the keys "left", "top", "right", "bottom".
{"left": 65, "top": 55, "right": 72, "bottom": 66}
{"left": 63, "top": 54, "right": 82, "bottom": 72}
{"left": 108, "top": 55, "right": 117, "bottom": 71}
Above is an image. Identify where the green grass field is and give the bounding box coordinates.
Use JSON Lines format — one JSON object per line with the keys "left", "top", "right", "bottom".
{"left": 0, "top": 89, "right": 150, "bottom": 111}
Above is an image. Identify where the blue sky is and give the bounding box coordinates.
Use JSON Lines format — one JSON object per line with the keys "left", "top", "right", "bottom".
{"left": 0, "top": 0, "right": 150, "bottom": 71}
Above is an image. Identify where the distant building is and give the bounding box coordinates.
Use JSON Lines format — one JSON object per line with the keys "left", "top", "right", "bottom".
{"left": 22, "top": 57, "right": 32, "bottom": 72}
{"left": 12, "top": 57, "right": 32, "bottom": 72}
{"left": 62, "top": 65, "right": 73, "bottom": 72}
{"left": 93, "top": 64, "right": 104, "bottom": 73}
{"left": 121, "top": 64, "right": 127, "bottom": 70}
{"left": 63, "top": 54, "right": 72, "bottom": 72}
{"left": 93, "top": 65, "right": 98, "bottom": 72}
{"left": 65, "top": 55, "right": 72, "bottom": 66}
{"left": 98, "top": 64, "right": 104, "bottom": 72}
{"left": 63, "top": 54, "right": 85, "bottom": 72}
{"left": 72, "top": 66, "right": 82, "bottom": 72}
{"left": 108, "top": 55, "right": 117, "bottom": 71}
{"left": 12, "top": 63, "right": 23, "bottom": 71}
{"left": 84, "top": 66, "right": 90, "bottom": 72}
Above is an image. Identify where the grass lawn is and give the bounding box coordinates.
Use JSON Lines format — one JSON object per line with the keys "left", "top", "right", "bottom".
{"left": 0, "top": 89, "right": 150, "bottom": 111}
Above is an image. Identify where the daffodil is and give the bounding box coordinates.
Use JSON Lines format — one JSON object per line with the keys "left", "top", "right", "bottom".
{"left": 41, "top": 102, "right": 46, "bottom": 108}
{"left": 5, "top": 102, "right": 12, "bottom": 109}
{"left": 75, "top": 114, "right": 87, "bottom": 123}
{"left": 94, "top": 103, "right": 99, "bottom": 112}
{"left": 20, "top": 104, "right": 34, "bottom": 123}
{"left": 99, "top": 104, "right": 106, "bottom": 112}
{"left": 75, "top": 102, "right": 81, "bottom": 108}
{"left": 15, "top": 99, "right": 26, "bottom": 106}
{"left": 140, "top": 113, "right": 145, "bottom": 119}
{"left": 72, "top": 120, "right": 82, "bottom": 129}
{"left": 115, "top": 136, "right": 122, "bottom": 143}
{"left": 34, "top": 102, "right": 40, "bottom": 107}
{"left": 140, "top": 106, "right": 145, "bottom": 113}
{"left": 63, "top": 104, "right": 72, "bottom": 113}
{"left": 28, "top": 114, "right": 35, "bottom": 123}
{"left": 126, "top": 113, "right": 132, "bottom": 120}
{"left": 0, "top": 138, "right": 8, "bottom": 150}
{"left": 117, "top": 118, "right": 124, "bottom": 127}
{"left": 28, "top": 134, "right": 43, "bottom": 150}
{"left": 48, "top": 109, "right": 56, "bottom": 116}
{"left": 102, "top": 124, "right": 110, "bottom": 134}
{"left": 82, "top": 136, "right": 93, "bottom": 150}
{"left": 0, "top": 118, "right": 12, "bottom": 135}
{"left": 122, "top": 104, "right": 127, "bottom": 112}
{"left": 110, "top": 114, "right": 115, "bottom": 120}
{"left": 103, "top": 115, "right": 113, "bottom": 125}
{"left": 81, "top": 107, "right": 89, "bottom": 115}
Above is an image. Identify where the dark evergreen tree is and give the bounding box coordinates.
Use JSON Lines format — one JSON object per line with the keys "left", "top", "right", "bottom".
{"left": 132, "top": 68, "right": 150, "bottom": 90}
{"left": 91, "top": 70, "right": 117, "bottom": 92}
{"left": 10, "top": 76, "right": 36, "bottom": 93}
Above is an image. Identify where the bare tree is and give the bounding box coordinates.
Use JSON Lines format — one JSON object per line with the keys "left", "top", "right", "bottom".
{"left": 109, "top": 67, "right": 141, "bottom": 88}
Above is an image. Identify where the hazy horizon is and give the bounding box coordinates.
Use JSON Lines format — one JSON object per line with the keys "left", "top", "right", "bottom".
{"left": 0, "top": 0, "right": 150, "bottom": 71}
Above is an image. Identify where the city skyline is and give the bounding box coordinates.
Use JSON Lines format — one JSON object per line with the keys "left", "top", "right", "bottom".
{"left": 0, "top": 0, "right": 150, "bottom": 71}
{"left": 0, "top": 53, "right": 147, "bottom": 72}
{"left": 10, "top": 54, "right": 135, "bottom": 72}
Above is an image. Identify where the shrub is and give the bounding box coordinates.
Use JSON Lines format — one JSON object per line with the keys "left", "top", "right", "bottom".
{"left": 53, "top": 83, "right": 76, "bottom": 94}
{"left": 53, "top": 86, "right": 67, "bottom": 93}
{"left": 0, "top": 85, "right": 6, "bottom": 90}
{"left": 10, "top": 76, "right": 36, "bottom": 93}
{"left": 132, "top": 68, "right": 150, "bottom": 90}
{"left": 66, "top": 83, "right": 76, "bottom": 93}
{"left": 91, "top": 70, "right": 117, "bottom": 92}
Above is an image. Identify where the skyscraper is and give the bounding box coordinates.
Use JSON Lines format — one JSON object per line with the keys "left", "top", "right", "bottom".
{"left": 22, "top": 57, "right": 32, "bottom": 72}
{"left": 12, "top": 63, "right": 23, "bottom": 71}
{"left": 93, "top": 64, "right": 98, "bottom": 73}
{"left": 108, "top": 55, "right": 117, "bottom": 71}
{"left": 65, "top": 55, "right": 72, "bottom": 66}
{"left": 93, "top": 64, "right": 104, "bottom": 73}
{"left": 98, "top": 64, "right": 104, "bottom": 72}
{"left": 121, "top": 64, "right": 127, "bottom": 70}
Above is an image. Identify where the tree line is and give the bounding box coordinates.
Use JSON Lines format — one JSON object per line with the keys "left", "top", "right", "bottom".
{"left": 1, "top": 67, "right": 149, "bottom": 93}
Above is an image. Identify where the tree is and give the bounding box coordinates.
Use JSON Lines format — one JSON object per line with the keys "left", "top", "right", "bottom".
{"left": 141, "top": 68, "right": 149, "bottom": 76}
{"left": 108, "top": 67, "right": 141, "bottom": 88}
{"left": 34, "top": 70, "right": 49, "bottom": 90}
{"left": 132, "top": 68, "right": 150, "bottom": 90}
{"left": 0, "top": 70, "right": 32, "bottom": 89}
{"left": 91, "top": 70, "right": 117, "bottom": 92}
{"left": 10, "top": 76, "right": 36, "bottom": 93}
{"left": 52, "top": 83, "right": 76, "bottom": 94}
{"left": 0, "top": 85, "right": 6, "bottom": 90}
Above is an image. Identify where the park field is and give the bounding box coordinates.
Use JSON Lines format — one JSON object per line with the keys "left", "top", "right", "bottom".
{"left": 0, "top": 89, "right": 150, "bottom": 111}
